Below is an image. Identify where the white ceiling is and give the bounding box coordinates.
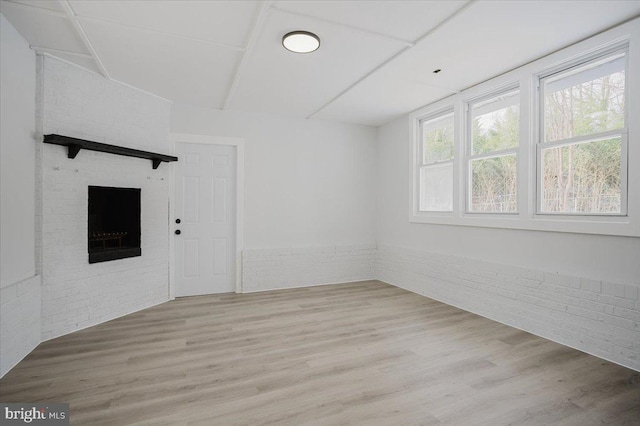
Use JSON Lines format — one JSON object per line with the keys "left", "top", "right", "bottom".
{"left": 1, "top": 0, "right": 639, "bottom": 127}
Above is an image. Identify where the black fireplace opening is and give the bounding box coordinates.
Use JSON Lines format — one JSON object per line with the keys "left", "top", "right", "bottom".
{"left": 88, "top": 186, "right": 141, "bottom": 264}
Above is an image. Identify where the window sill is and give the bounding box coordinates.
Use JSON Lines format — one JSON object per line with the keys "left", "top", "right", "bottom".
{"left": 409, "top": 212, "right": 638, "bottom": 237}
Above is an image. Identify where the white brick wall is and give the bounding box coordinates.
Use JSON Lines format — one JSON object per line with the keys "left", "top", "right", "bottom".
{"left": 42, "top": 59, "right": 170, "bottom": 152}
{"left": 242, "top": 244, "right": 376, "bottom": 292}
{"left": 39, "top": 57, "right": 172, "bottom": 341}
{"left": 0, "top": 275, "right": 41, "bottom": 377}
{"left": 0, "top": 15, "right": 39, "bottom": 379}
{"left": 376, "top": 245, "right": 640, "bottom": 371}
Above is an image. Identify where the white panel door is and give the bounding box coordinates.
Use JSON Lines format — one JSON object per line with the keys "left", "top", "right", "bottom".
{"left": 174, "top": 142, "right": 236, "bottom": 296}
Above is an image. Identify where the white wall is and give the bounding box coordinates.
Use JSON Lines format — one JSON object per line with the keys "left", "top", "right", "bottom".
{"left": 377, "top": 115, "right": 640, "bottom": 370}
{"left": 0, "top": 14, "right": 41, "bottom": 378}
{"left": 1, "top": 14, "right": 36, "bottom": 287}
{"left": 172, "top": 105, "right": 378, "bottom": 290}
{"left": 172, "top": 105, "right": 377, "bottom": 248}
{"left": 39, "top": 57, "right": 172, "bottom": 340}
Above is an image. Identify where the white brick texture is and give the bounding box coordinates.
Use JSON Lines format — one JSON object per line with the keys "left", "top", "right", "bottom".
{"left": 39, "top": 57, "right": 172, "bottom": 341}
{"left": 0, "top": 275, "right": 41, "bottom": 377}
{"left": 242, "top": 244, "right": 376, "bottom": 292}
{"left": 376, "top": 245, "right": 640, "bottom": 371}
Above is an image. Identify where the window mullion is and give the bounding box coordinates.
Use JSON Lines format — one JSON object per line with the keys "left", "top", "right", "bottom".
{"left": 467, "top": 147, "right": 518, "bottom": 161}
{"left": 423, "top": 159, "right": 454, "bottom": 168}
{"left": 540, "top": 128, "right": 627, "bottom": 149}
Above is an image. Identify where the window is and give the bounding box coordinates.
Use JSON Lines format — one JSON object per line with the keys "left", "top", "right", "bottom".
{"left": 410, "top": 18, "right": 638, "bottom": 236}
{"left": 467, "top": 89, "right": 520, "bottom": 213}
{"left": 539, "top": 48, "right": 627, "bottom": 215}
{"left": 418, "top": 111, "right": 454, "bottom": 212}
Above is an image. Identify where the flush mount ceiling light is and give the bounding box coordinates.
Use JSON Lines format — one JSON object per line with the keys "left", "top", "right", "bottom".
{"left": 282, "top": 31, "right": 320, "bottom": 54}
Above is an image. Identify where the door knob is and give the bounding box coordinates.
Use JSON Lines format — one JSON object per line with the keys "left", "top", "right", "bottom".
{"left": 175, "top": 230, "right": 181, "bottom": 235}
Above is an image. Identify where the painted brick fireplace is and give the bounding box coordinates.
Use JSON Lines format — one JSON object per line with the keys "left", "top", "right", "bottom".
{"left": 38, "top": 56, "right": 173, "bottom": 341}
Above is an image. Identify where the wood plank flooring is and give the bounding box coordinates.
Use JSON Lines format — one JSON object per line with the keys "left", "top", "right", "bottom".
{"left": 1, "top": 281, "right": 638, "bottom": 425}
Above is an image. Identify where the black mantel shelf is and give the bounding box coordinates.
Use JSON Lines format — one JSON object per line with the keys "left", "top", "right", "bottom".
{"left": 43, "top": 134, "right": 178, "bottom": 169}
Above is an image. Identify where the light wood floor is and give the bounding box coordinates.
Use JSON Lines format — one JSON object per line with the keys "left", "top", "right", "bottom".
{"left": 1, "top": 281, "right": 638, "bottom": 425}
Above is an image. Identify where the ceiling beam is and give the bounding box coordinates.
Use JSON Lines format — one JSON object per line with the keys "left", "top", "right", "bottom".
{"left": 76, "top": 15, "right": 245, "bottom": 52}
{"left": 58, "top": 0, "right": 110, "bottom": 79}
{"left": 307, "top": 0, "right": 476, "bottom": 120}
{"left": 222, "top": 1, "right": 274, "bottom": 110}
{"left": 3, "top": 0, "right": 66, "bottom": 18}
{"left": 270, "top": 6, "right": 414, "bottom": 47}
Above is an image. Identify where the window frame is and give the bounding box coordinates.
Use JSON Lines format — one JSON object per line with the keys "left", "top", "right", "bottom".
{"left": 535, "top": 45, "right": 629, "bottom": 217}
{"left": 417, "top": 108, "right": 455, "bottom": 213}
{"left": 465, "top": 86, "right": 521, "bottom": 215}
{"left": 409, "top": 17, "right": 639, "bottom": 237}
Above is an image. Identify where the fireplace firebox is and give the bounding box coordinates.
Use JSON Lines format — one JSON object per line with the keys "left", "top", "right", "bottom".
{"left": 88, "top": 186, "right": 141, "bottom": 263}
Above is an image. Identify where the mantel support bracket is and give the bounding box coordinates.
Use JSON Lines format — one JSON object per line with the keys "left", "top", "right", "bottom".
{"left": 67, "top": 144, "right": 81, "bottom": 159}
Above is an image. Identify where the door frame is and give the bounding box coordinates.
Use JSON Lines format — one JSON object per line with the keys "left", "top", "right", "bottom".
{"left": 169, "top": 133, "right": 245, "bottom": 298}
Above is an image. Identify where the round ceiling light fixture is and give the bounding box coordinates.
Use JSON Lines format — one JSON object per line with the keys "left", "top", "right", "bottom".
{"left": 282, "top": 31, "right": 320, "bottom": 54}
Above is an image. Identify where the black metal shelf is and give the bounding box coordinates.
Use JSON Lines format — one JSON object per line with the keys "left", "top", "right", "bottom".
{"left": 43, "top": 134, "right": 178, "bottom": 169}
